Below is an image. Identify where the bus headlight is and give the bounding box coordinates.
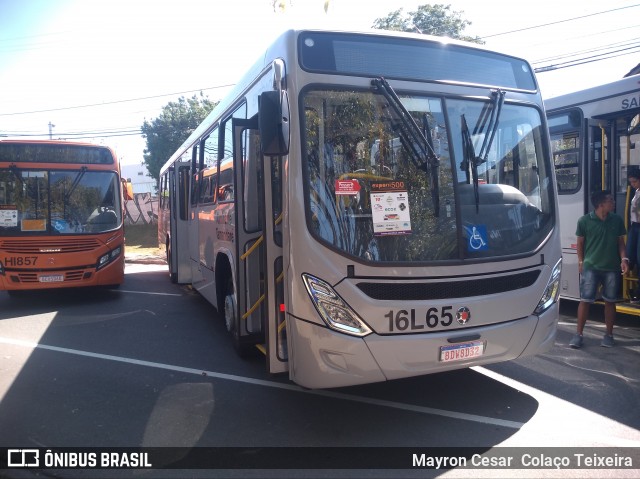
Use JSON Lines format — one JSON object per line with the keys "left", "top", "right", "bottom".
{"left": 97, "top": 245, "right": 123, "bottom": 270}
{"left": 302, "top": 273, "right": 372, "bottom": 337}
{"left": 534, "top": 259, "right": 562, "bottom": 315}
{"left": 97, "top": 253, "right": 110, "bottom": 269}
{"left": 110, "top": 246, "right": 122, "bottom": 259}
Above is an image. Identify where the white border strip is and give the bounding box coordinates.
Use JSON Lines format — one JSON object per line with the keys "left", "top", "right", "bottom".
{"left": 0, "top": 336, "right": 524, "bottom": 429}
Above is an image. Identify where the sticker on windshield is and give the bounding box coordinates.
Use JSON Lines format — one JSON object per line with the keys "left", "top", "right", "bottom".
{"left": 370, "top": 181, "right": 411, "bottom": 236}
{"left": 22, "top": 218, "right": 46, "bottom": 231}
{"left": 335, "top": 179, "right": 361, "bottom": 196}
{"left": 0, "top": 207, "right": 18, "bottom": 227}
{"left": 465, "top": 224, "right": 488, "bottom": 251}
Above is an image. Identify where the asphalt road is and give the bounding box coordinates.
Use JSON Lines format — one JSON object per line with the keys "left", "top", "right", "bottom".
{"left": 0, "top": 262, "right": 638, "bottom": 478}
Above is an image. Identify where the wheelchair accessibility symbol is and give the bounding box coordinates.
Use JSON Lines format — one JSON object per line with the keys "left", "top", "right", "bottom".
{"left": 466, "top": 225, "right": 488, "bottom": 251}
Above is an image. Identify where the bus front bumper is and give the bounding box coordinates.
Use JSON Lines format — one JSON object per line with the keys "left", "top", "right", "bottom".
{"left": 0, "top": 255, "right": 125, "bottom": 292}
{"left": 287, "top": 304, "right": 558, "bottom": 389}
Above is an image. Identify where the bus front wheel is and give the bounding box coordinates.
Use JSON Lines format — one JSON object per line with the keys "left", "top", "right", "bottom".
{"left": 223, "top": 281, "right": 252, "bottom": 357}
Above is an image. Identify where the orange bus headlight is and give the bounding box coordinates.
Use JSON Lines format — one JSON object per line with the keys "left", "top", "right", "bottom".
{"left": 97, "top": 245, "right": 123, "bottom": 271}
{"left": 302, "top": 273, "right": 372, "bottom": 337}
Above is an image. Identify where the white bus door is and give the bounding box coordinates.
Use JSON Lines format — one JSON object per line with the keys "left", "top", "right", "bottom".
{"left": 171, "top": 161, "right": 192, "bottom": 283}
{"left": 549, "top": 109, "right": 584, "bottom": 299}
{"left": 587, "top": 120, "right": 613, "bottom": 201}
{"left": 188, "top": 147, "right": 205, "bottom": 285}
{"left": 232, "top": 119, "right": 288, "bottom": 374}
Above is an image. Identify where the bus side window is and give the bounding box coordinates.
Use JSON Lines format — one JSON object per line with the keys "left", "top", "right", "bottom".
{"left": 244, "top": 128, "right": 263, "bottom": 233}
{"left": 218, "top": 105, "right": 246, "bottom": 203}
{"left": 218, "top": 164, "right": 234, "bottom": 202}
{"left": 199, "top": 168, "right": 217, "bottom": 204}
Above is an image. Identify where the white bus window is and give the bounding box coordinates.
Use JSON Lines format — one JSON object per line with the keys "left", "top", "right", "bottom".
{"left": 551, "top": 133, "right": 580, "bottom": 193}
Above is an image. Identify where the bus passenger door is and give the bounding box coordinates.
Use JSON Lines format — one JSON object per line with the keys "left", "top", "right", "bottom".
{"left": 172, "top": 162, "right": 192, "bottom": 283}
{"left": 548, "top": 109, "right": 583, "bottom": 300}
{"left": 587, "top": 120, "right": 613, "bottom": 205}
{"left": 233, "top": 118, "right": 287, "bottom": 373}
{"left": 188, "top": 150, "right": 204, "bottom": 285}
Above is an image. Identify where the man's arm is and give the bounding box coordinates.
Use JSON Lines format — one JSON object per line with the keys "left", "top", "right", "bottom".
{"left": 619, "top": 236, "right": 630, "bottom": 274}
{"left": 577, "top": 236, "right": 585, "bottom": 274}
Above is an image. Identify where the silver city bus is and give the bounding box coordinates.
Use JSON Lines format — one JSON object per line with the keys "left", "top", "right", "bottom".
{"left": 158, "top": 28, "right": 561, "bottom": 388}
{"left": 546, "top": 74, "right": 640, "bottom": 313}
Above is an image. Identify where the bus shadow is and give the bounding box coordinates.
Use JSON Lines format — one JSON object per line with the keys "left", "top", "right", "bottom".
{"left": 0, "top": 283, "right": 538, "bottom": 457}
{"left": 0, "top": 288, "right": 122, "bottom": 319}
{"left": 484, "top": 300, "right": 640, "bottom": 433}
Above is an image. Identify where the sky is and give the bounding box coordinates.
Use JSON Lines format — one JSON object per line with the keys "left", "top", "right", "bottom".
{"left": 0, "top": 0, "right": 638, "bottom": 165}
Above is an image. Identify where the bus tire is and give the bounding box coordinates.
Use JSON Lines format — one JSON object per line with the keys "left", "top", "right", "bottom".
{"left": 167, "top": 242, "right": 177, "bottom": 283}
{"left": 223, "top": 279, "right": 253, "bottom": 357}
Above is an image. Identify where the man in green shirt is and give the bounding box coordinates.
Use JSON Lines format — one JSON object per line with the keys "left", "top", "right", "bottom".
{"left": 571, "top": 190, "right": 628, "bottom": 348}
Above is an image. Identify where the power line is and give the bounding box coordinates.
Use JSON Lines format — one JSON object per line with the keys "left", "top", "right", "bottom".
{"left": 0, "top": 85, "right": 233, "bottom": 117}
{"left": 0, "top": 130, "right": 143, "bottom": 139}
{"left": 532, "top": 38, "right": 640, "bottom": 64}
{"left": 480, "top": 4, "right": 640, "bottom": 39}
{"left": 534, "top": 47, "right": 640, "bottom": 72}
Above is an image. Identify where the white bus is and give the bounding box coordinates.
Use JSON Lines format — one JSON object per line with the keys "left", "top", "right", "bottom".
{"left": 545, "top": 75, "right": 640, "bottom": 314}
{"left": 158, "top": 28, "right": 562, "bottom": 389}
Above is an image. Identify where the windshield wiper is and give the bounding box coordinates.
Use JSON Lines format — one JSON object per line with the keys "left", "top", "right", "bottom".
{"left": 371, "top": 77, "right": 440, "bottom": 216}
{"left": 64, "top": 166, "right": 87, "bottom": 202}
{"left": 460, "top": 89, "right": 505, "bottom": 213}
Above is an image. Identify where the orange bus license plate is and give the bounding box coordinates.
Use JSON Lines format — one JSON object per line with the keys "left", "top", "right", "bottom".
{"left": 439, "top": 340, "right": 485, "bottom": 363}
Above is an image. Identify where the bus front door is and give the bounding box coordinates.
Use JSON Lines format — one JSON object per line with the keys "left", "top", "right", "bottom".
{"left": 233, "top": 119, "right": 288, "bottom": 374}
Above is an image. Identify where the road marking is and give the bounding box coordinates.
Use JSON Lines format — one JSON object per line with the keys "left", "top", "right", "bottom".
{"left": 0, "top": 336, "right": 523, "bottom": 429}
{"left": 117, "top": 289, "right": 182, "bottom": 297}
{"left": 474, "top": 365, "right": 640, "bottom": 446}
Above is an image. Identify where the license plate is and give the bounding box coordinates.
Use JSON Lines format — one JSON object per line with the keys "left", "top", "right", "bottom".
{"left": 39, "top": 275, "right": 64, "bottom": 283}
{"left": 439, "top": 340, "right": 485, "bottom": 363}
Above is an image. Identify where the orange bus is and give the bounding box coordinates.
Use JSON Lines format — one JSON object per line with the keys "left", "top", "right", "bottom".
{"left": 0, "top": 140, "right": 131, "bottom": 294}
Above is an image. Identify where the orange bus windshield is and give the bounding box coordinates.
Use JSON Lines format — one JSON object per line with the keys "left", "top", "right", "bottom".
{"left": 0, "top": 141, "right": 126, "bottom": 291}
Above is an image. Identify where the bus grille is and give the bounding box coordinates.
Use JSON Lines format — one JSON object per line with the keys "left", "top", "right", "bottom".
{"left": 356, "top": 270, "right": 541, "bottom": 300}
{"left": 12, "top": 270, "right": 87, "bottom": 283}
{"left": 0, "top": 238, "right": 101, "bottom": 254}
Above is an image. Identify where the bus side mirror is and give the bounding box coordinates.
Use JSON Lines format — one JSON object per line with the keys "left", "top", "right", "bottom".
{"left": 259, "top": 90, "right": 290, "bottom": 156}
{"left": 122, "top": 179, "right": 134, "bottom": 201}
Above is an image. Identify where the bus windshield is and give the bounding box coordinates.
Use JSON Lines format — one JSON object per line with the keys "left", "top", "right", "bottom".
{"left": 302, "top": 87, "right": 553, "bottom": 263}
{"left": 0, "top": 168, "right": 122, "bottom": 236}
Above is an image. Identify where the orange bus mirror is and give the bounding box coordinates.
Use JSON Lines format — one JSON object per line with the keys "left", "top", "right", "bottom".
{"left": 122, "top": 179, "right": 134, "bottom": 201}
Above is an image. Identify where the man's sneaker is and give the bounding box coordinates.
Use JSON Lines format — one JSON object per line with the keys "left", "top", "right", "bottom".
{"left": 569, "top": 333, "right": 583, "bottom": 349}
{"left": 630, "top": 295, "right": 640, "bottom": 304}
{"left": 601, "top": 334, "right": 615, "bottom": 348}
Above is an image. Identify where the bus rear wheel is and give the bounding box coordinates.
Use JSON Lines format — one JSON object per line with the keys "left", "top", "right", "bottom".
{"left": 167, "top": 242, "right": 177, "bottom": 283}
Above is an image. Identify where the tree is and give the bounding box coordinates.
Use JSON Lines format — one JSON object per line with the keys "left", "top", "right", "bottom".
{"left": 372, "top": 3, "right": 483, "bottom": 44}
{"left": 141, "top": 94, "right": 217, "bottom": 183}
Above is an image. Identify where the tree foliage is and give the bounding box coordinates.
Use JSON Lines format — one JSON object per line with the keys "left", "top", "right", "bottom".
{"left": 141, "top": 94, "right": 217, "bottom": 182}
{"left": 372, "top": 3, "right": 483, "bottom": 44}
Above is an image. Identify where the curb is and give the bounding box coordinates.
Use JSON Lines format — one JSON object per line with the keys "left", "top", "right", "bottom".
{"left": 124, "top": 255, "right": 166, "bottom": 265}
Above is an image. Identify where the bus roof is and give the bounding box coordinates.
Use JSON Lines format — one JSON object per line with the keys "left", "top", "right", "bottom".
{"left": 160, "top": 27, "right": 537, "bottom": 176}
{"left": 0, "top": 139, "right": 118, "bottom": 166}
{"left": 544, "top": 74, "right": 640, "bottom": 118}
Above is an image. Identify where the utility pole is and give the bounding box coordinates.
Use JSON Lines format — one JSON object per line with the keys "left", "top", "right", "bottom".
{"left": 48, "top": 121, "right": 55, "bottom": 139}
